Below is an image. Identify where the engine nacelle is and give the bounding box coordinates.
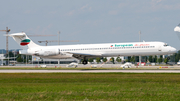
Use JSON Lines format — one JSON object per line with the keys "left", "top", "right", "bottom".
{"left": 35, "top": 49, "right": 60, "bottom": 56}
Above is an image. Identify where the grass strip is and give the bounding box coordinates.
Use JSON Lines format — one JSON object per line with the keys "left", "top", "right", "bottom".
{"left": 0, "top": 73, "right": 180, "bottom": 100}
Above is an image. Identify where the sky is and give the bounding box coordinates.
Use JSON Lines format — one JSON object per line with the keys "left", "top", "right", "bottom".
{"left": 0, "top": 0, "right": 180, "bottom": 50}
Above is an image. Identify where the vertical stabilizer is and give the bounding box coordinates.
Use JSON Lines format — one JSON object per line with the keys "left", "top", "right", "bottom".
{"left": 9, "top": 32, "right": 40, "bottom": 49}
{"left": 174, "top": 24, "right": 180, "bottom": 40}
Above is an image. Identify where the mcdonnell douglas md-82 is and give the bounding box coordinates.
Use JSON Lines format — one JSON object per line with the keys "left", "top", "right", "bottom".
{"left": 9, "top": 32, "right": 176, "bottom": 65}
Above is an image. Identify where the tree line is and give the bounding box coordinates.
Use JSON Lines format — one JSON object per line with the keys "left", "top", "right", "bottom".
{"left": 5, "top": 50, "right": 180, "bottom": 64}
{"left": 86, "top": 50, "right": 180, "bottom": 64}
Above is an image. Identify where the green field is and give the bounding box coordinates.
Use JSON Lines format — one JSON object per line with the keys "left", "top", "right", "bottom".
{"left": 0, "top": 73, "right": 180, "bottom": 101}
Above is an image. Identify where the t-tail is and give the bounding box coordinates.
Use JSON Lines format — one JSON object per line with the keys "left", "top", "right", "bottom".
{"left": 9, "top": 32, "right": 40, "bottom": 49}
{"left": 174, "top": 23, "right": 180, "bottom": 40}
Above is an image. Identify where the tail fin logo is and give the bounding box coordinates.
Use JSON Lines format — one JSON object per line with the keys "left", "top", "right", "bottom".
{"left": 20, "top": 39, "right": 30, "bottom": 46}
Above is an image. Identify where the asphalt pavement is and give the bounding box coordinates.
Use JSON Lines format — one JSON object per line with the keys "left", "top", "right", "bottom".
{"left": 1, "top": 69, "right": 180, "bottom": 73}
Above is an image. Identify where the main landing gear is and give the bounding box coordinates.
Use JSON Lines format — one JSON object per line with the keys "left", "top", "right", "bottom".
{"left": 82, "top": 57, "right": 88, "bottom": 65}
{"left": 82, "top": 60, "right": 88, "bottom": 65}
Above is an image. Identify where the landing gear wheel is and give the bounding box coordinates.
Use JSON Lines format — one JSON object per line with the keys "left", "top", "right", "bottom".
{"left": 82, "top": 60, "right": 87, "bottom": 65}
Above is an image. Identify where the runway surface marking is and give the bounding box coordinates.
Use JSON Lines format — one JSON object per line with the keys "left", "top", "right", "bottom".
{"left": 0, "top": 70, "right": 180, "bottom": 73}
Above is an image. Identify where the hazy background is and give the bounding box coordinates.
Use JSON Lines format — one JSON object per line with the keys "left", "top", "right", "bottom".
{"left": 0, "top": 0, "right": 180, "bottom": 49}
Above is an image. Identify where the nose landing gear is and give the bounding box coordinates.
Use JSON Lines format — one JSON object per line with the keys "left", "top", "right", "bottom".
{"left": 82, "top": 60, "right": 88, "bottom": 65}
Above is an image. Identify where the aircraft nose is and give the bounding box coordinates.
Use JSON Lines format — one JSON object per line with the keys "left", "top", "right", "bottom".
{"left": 170, "top": 47, "right": 177, "bottom": 54}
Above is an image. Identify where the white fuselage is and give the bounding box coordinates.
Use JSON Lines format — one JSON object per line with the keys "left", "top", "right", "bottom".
{"left": 20, "top": 41, "right": 176, "bottom": 59}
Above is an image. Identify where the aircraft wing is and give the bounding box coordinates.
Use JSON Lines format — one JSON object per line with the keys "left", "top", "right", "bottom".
{"left": 66, "top": 52, "right": 102, "bottom": 59}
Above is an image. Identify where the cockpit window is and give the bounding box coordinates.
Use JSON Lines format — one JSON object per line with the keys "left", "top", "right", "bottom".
{"left": 164, "top": 43, "right": 169, "bottom": 47}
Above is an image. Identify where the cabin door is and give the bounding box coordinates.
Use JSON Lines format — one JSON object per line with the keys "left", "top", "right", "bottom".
{"left": 158, "top": 46, "right": 162, "bottom": 51}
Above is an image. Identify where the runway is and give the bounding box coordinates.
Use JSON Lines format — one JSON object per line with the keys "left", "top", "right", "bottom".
{"left": 1, "top": 70, "right": 180, "bottom": 73}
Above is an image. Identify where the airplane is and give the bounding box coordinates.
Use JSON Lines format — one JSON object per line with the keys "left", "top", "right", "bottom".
{"left": 9, "top": 32, "right": 176, "bottom": 65}
{"left": 174, "top": 24, "right": 180, "bottom": 39}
